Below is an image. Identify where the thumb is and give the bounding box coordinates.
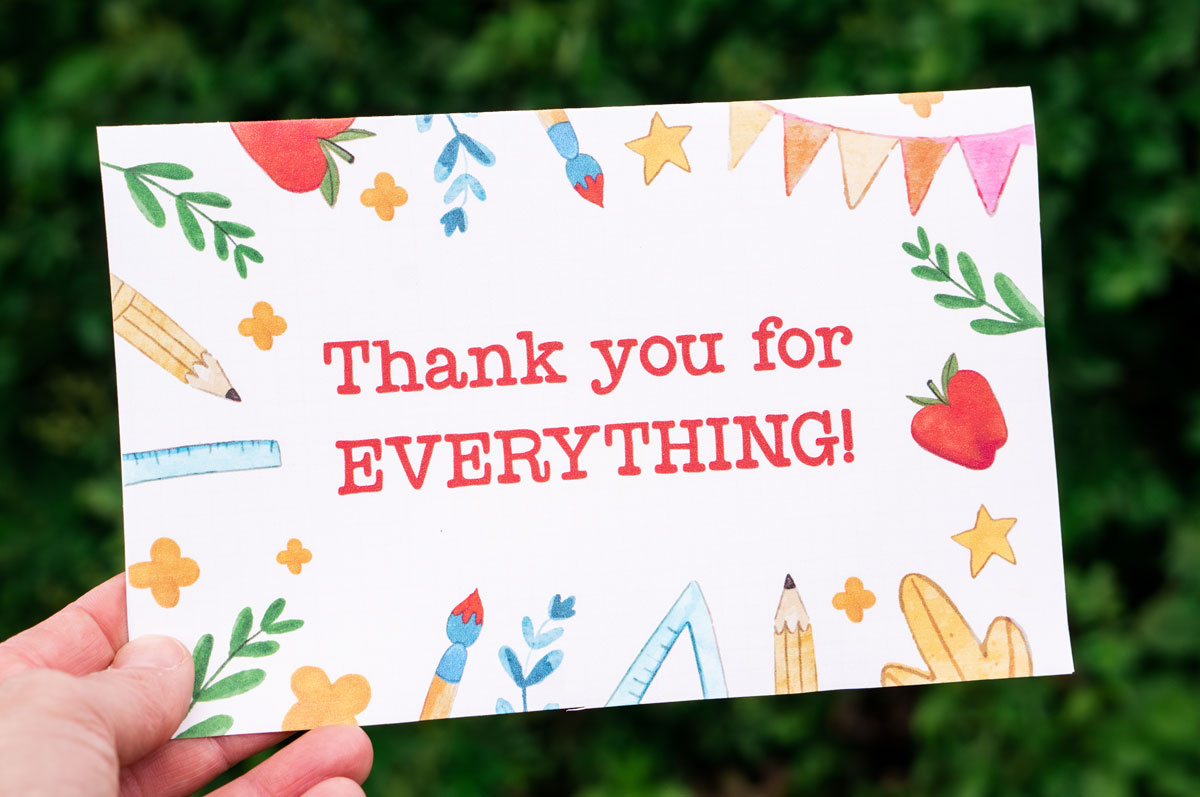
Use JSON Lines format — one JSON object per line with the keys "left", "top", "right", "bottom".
{"left": 80, "top": 635, "right": 194, "bottom": 765}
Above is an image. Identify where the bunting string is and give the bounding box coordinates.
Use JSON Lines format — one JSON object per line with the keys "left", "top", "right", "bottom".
{"left": 729, "top": 101, "right": 1034, "bottom": 215}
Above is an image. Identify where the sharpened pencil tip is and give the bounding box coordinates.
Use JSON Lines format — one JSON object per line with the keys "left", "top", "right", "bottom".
{"left": 225, "top": 388, "right": 242, "bottom": 402}
{"left": 783, "top": 573, "right": 795, "bottom": 589}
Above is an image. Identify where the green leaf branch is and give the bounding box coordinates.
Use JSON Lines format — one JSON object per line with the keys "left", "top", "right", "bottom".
{"left": 101, "top": 161, "right": 263, "bottom": 278}
{"left": 175, "top": 598, "right": 304, "bottom": 739}
{"left": 902, "top": 227, "right": 1045, "bottom": 335}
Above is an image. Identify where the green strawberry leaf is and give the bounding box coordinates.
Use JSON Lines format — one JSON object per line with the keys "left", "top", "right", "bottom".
{"left": 321, "top": 139, "right": 355, "bottom": 164}
{"left": 214, "top": 230, "right": 229, "bottom": 261}
{"left": 229, "top": 607, "right": 252, "bottom": 655}
{"left": 175, "top": 197, "right": 205, "bottom": 251}
{"left": 901, "top": 242, "right": 925, "bottom": 258}
{"left": 192, "top": 634, "right": 214, "bottom": 700}
{"left": 916, "top": 226, "right": 930, "bottom": 257}
{"left": 132, "top": 162, "right": 194, "bottom": 180}
{"left": 934, "top": 243, "right": 950, "bottom": 274}
{"left": 198, "top": 669, "right": 266, "bottom": 702}
{"left": 124, "top": 173, "right": 165, "bottom": 227}
{"left": 263, "top": 618, "right": 304, "bottom": 635}
{"left": 175, "top": 714, "right": 233, "bottom": 739}
{"left": 328, "top": 129, "right": 375, "bottom": 143}
{"left": 911, "top": 266, "right": 950, "bottom": 282}
{"left": 957, "top": 251, "right": 985, "bottom": 299}
{"left": 318, "top": 146, "right": 340, "bottom": 207}
{"left": 971, "top": 318, "right": 1029, "bottom": 335}
{"left": 261, "top": 598, "right": 286, "bottom": 629}
{"left": 178, "top": 191, "right": 232, "bottom": 208}
{"left": 234, "top": 640, "right": 280, "bottom": 658}
{"left": 907, "top": 395, "right": 941, "bottom": 407}
{"left": 941, "top": 353, "right": 959, "bottom": 396}
{"left": 934, "top": 294, "right": 984, "bottom": 309}
{"left": 994, "top": 273, "right": 1045, "bottom": 326}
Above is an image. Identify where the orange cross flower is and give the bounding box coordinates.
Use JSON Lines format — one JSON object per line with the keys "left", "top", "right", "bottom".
{"left": 282, "top": 666, "right": 372, "bottom": 731}
{"left": 360, "top": 172, "right": 409, "bottom": 221}
{"left": 832, "top": 577, "right": 876, "bottom": 623}
{"left": 276, "top": 538, "right": 312, "bottom": 575}
{"left": 238, "top": 301, "right": 287, "bottom": 351}
{"left": 128, "top": 537, "right": 200, "bottom": 608}
{"left": 898, "top": 91, "right": 945, "bottom": 118}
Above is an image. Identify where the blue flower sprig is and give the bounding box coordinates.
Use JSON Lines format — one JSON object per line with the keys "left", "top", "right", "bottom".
{"left": 416, "top": 113, "right": 495, "bottom": 237}
{"left": 496, "top": 594, "right": 576, "bottom": 713}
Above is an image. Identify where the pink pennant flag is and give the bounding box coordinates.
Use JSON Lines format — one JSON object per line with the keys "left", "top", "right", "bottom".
{"left": 957, "top": 125, "right": 1035, "bottom": 215}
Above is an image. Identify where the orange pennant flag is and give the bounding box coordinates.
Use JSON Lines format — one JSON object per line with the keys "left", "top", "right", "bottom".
{"left": 783, "top": 116, "right": 832, "bottom": 196}
{"left": 836, "top": 130, "right": 897, "bottom": 209}
{"left": 729, "top": 102, "right": 776, "bottom": 169}
{"left": 900, "top": 137, "right": 954, "bottom": 215}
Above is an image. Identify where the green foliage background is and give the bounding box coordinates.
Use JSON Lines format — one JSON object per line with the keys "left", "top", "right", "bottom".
{"left": 1, "top": 0, "right": 1198, "bottom": 793}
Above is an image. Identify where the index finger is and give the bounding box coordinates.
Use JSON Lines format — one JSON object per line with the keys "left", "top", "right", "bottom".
{"left": 0, "top": 574, "right": 128, "bottom": 681}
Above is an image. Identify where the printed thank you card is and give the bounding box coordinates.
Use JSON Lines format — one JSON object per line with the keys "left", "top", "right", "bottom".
{"left": 97, "top": 87, "right": 1072, "bottom": 737}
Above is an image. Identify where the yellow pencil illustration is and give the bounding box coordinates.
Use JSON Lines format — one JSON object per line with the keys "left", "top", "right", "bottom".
{"left": 774, "top": 573, "right": 817, "bottom": 694}
{"left": 110, "top": 273, "right": 240, "bottom": 401}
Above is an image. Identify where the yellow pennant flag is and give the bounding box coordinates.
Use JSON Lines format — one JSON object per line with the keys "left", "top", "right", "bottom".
{"left": 728, "top": 102, "right": 776, "bottom": 169}
{"left": 836, "top": 129, "right": 898, "bottom": 209}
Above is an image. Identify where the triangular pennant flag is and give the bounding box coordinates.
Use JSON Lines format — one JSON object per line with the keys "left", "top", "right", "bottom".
{"left": 900, "top": 137, "right": 954, "bottom": 215}
{"left": 836, "top": 130, "right": 897, "bottom": 209}
{"left": 957, "top": 126, "right": 1031, "bottom": 215}
{"left": 782, "top": 116, "right": 831, "bottom": 196}
{"left": 729, "top": 102, "right": 776, "bottom": 169}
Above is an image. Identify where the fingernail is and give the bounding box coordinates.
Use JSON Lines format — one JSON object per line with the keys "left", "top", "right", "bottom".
{"left": 113, "top": 635, "right": 190, "bottom": 670}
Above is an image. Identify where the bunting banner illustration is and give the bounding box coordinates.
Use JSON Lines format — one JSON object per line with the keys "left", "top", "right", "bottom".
{"left": 728, "top": 101, "right": 1035, "bottom": 215}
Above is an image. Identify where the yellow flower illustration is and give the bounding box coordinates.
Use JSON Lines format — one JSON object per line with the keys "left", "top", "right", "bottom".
{"left": 282, "top": 666, "right": 371, "bottom": 731}
{"left": 832, "top": 577, "right": 876, "bottom": 623}
{"left": 360, "top": 172, "right": 409, "bottom": 221}
{"left": 276, "top": 538, "right": 312, "bottom": 575}
{"left": 127, "top": 537, "right": 200, "bottom": 608}
{"left": 898, "top": 91, "right": 945, "bottom": 118}
{"left": 238, "top": 301, "right": 287, "bottom": 351}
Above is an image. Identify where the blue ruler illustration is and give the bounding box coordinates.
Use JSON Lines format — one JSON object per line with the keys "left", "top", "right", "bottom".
{"left": 606, "top": 581, "right": 728, "bottom": 707}
{"left": 122, "top": 440, "right": 282, "bottom": 485}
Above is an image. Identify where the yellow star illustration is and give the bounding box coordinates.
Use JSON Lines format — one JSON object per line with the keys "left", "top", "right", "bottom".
{"left": 625, "top": 112, "right": 692, "bottom": 185}
{"left": 952, "top": 505, "right": 1017, "bottom": 578}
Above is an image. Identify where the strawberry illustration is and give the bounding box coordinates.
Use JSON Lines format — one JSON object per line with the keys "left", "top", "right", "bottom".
{"left": 230, "top": 118, "right": 375, "bottom": 206}
{"left": 908, "top": 353, "right": 1007, "bottom": 470}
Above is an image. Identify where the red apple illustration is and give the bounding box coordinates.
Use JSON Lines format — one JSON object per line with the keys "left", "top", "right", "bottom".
{"left": 230, "top": 118, "right": 375, "bottom": 206}
{"left": 908, "top": 353, "right": 1007, "bottom": 470}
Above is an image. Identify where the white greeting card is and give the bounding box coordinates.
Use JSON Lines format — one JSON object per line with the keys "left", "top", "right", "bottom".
{"left": 98, "top": 87, "right": 1071, "bottom": 737}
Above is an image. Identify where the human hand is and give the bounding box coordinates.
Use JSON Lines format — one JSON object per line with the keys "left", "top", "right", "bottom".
{"left": 0, "top": 575, "right": 373, "bottom": 796}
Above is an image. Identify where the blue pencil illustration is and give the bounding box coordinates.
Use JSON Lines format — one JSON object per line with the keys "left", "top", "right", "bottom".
{"left": 536, "top": 109, "right": 604, "bottom": 207}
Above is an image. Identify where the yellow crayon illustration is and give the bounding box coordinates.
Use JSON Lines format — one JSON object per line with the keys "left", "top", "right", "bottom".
{"left": 110, "top": 273, "right": 240, "bottom": 402}
{"left": 773, "top": 574, "right": 817, "bottom": 694}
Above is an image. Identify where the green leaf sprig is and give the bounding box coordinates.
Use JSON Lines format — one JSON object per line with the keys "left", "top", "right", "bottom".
{"left": 175, "top": 598, "right": 304, "bottom": 739}
{"left": 902, "top": 227, "right": 1045, "bottom": 335}
{"left": 101, "top": 161, "right": 263, "bottom": 278}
